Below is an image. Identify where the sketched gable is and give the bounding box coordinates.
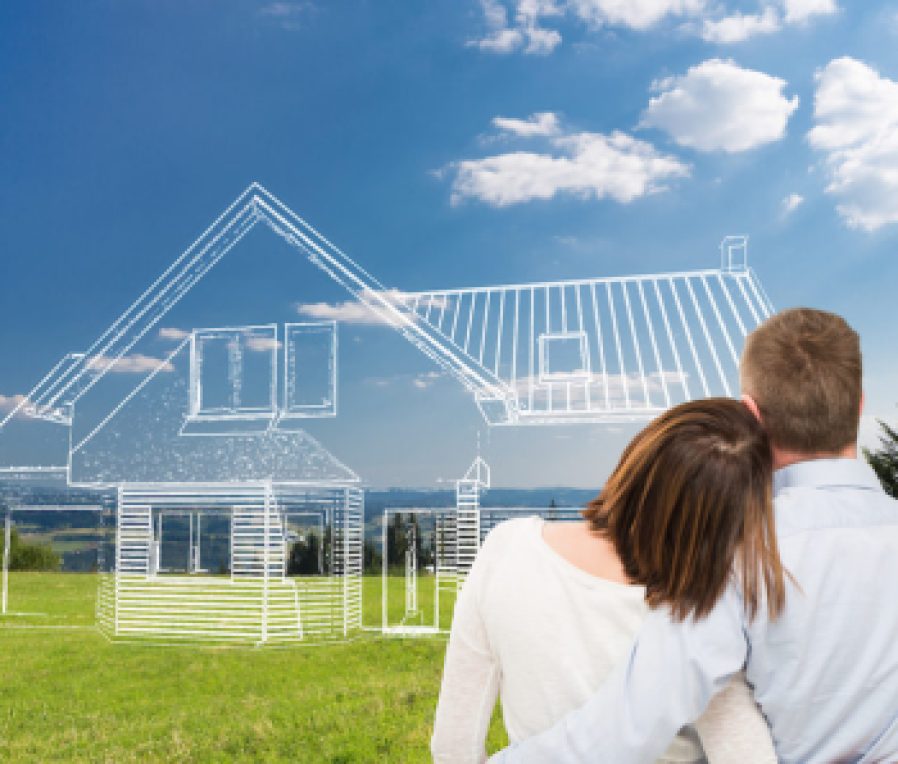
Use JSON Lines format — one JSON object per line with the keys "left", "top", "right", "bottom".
{"left": 69, "top": 336, "right": 358, "bottom": 485}
{"left": 1, "top": 184, "right": 774, "bottom": 485}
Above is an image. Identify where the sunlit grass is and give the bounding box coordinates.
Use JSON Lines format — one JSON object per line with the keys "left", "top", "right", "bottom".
{"left": 0, "top": 572, "right": 507, "bottom": 762}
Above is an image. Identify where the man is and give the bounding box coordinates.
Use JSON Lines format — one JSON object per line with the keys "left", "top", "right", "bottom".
{"left": 492, "top": 308, "right": 898, "bottom": 763}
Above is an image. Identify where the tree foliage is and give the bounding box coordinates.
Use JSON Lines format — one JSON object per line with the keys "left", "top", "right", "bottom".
{"left": 0, "top": 527, "right": 61, "bottom": 571}
{"left": 286, "top": 531, "right": 329, "bottom": 575}
{"left": 385, "top": 514, "right": 433, "bottom": 573}
{"left": 363, "top": 539, "right": 382, "bottom": 574}
{"left": 863, "top": 419, "right": 898, "bottom": 499}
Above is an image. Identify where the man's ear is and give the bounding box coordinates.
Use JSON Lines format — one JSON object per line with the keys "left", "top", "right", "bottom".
{"left": 741, "top": 394, "right": 763, "bottom": 424}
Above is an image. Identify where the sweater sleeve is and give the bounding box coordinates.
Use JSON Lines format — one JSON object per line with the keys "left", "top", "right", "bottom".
{"left": 431, "top": 532, "right": 502, "bottom": 764}
{"left": 694, "top": 672, "right": 777, "bottom": 764}
{"left": 489, "top": 585, "right": 749, "bottom": 763}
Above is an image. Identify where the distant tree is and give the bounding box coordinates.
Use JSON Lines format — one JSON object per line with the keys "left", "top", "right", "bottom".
{"left": 864, "top": 419, "right": 898, "bottom": 499}
{"left": 363, "top": 539, "right": 382, "bottom": 574}
{"left": 386, "top": 514, "right": 423, "bottom": 573}
{"left": 287, "top": 532, "right": 324, "bottom": 575}
{"left": 0, "top": 528, "right": 61, "bottom": 571}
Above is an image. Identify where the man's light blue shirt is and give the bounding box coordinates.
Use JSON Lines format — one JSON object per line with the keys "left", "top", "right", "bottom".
{"left": 494, "top": 458, "right": 898, "bottom": 763}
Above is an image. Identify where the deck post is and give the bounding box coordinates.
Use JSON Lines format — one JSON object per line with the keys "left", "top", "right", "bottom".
{"left": 262, "top": 484, "right": 270, "bottom": 644}
{"left": 2, "top": 510, "right": 11, "bottom": 615}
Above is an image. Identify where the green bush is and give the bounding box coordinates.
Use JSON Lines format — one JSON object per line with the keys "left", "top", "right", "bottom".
{"left": 0, "top": 527, "right": 61, "bottom": 571}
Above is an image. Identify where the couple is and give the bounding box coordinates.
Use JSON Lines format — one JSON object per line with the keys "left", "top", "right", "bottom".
{"left": 432, "top": 308, "right": 898, "bottom": 763}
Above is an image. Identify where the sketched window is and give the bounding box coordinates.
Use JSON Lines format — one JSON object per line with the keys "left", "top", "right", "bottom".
{"left": 284, "top": 322, "right": 337, "bottom": 418}
{"left": 538, "top": 332, "right": 590, "bottom": 383}
{"left": 189, "top": 326, "right": 278, "bottom": 420}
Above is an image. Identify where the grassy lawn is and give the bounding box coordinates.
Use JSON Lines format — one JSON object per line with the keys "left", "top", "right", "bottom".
{"left": 0, "top": 572, "right": 508, "bottom": 762}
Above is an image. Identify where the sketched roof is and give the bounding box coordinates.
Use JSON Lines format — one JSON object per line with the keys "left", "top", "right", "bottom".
{"left": 2, "top": 184, "right": 773, "bottom": 430}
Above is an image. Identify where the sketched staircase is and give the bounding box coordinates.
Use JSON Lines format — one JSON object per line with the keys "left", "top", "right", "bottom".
{"left": 455, "top": 480, "right": 481, "bottom": 588}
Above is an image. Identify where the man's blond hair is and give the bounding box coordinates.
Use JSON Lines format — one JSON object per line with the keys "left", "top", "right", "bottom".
{"left": 740, "top": 308, "right": 862, "bottom": 453}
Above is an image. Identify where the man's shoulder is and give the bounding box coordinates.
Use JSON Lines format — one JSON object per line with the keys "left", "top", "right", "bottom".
{"left": 774, "top": 483, "right": 898, "bottom": 538}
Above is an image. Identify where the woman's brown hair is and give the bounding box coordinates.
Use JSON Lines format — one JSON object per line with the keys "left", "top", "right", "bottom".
{"left": 583, "top": 398, "right": 785, "bottom": 622}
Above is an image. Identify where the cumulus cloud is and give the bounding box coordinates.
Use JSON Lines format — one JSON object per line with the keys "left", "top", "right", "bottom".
{"left": 470, "top": 0, "right": 562, "bottom": 55}
{"left": 296, "top": 290, "right": 437, "bottom": 327}
{"left": 569, "top": 0, "right": 705, "bottom": 31}
{"left": 0, "top": 393, "right": 28, "bottom": 414}
{"left": 808, "top": 57, "right": 898, "bottom": 231}
{"left": 450, "top": 121, "right": 689, "bottom": 206}
{"left": 641, "top": 59, "right": 799, "bottom": 152}
{"left": 470, "top": 0, "right": 702, "bottom": 54}
{"left": 87, "top": 354, "right": 175, "bottom": 374}
{"left": 783, "top": 0, "right": 837, "bottom": 24}
{"left": 245, "top": 336, "right": 283, "bottom": 352}
{"left": 471, "top": 0, "right": 835, "bottom": 52}
{"left": 158, "top": 327, "right": 189, "bottom": 342}
{"left": 701, "top": 0, "right": 837, "bottom": 43}
{"left": 492, "top": 112, "right": 561, "bottom": 137}
{"left": 298, "top": 299, "right": 394, "bottom": 326}
{"left": 476, "top": 26, "right": 525, "bottom": 53}
{"left": 524, "top": 25, "right": 563, "bottom": 53}
{"left": 702, "top": 7, "right": 780, "bottom": 43}
{"left": 782, "top": 193, "right": 804, "bottom": 214}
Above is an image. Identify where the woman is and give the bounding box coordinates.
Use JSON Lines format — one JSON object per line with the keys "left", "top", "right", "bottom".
{"left": 431, "top": 399, "right": 783, "bottom": 763}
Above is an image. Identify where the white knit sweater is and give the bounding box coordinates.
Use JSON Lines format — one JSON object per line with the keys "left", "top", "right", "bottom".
{"left": 432, "top": 517, "right": 777, "bottom": 764}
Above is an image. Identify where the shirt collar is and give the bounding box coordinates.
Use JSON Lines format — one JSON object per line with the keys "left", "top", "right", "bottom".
{"left": 773, "top": 457, "right": 884, "bottom": 496}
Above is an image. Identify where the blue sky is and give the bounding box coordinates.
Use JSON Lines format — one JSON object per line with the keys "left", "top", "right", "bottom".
{"left": 1, "top": 0, "right": 897, "bottom": 487}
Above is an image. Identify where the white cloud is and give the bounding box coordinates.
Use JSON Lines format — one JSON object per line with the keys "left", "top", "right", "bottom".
{"left": 412, "top": 372, "right": 443, "bottom": 390}
{"left": 363, "top": 371, "right": 445, "bottom": 390}
{"left": 475, "top": 26, "right": 525, "bottom": 53}
{"left": 808, "top": 57, "right": 898, "bottom": 231}
{"left": 0, "top": 393, "right": 28, "bottom": 414}
{"left": 702, "top": 7, "right": 781, "bottom": 43}
{"left": 451, "top": 128, "right": 689, "bottom": 206}
{"left": 783, "top": 0, "right": 837, "bottom": 24}
{"left": 471, "top": 0, "right": 834, "bottom": 54}
{"left": 524, "top": 25, "right": 562, "bottom": 53}
{"left": 158, "top": 327, "right": 189, "bottom": 342}
{"left": 87, "top": 354, "right": 175, "bottom": 374}
{"left": 470, "top": 0, "right": 702, "bottom": 55}
{"left": 297, "top": 290, "right": 436, "bottom": 327}
{"left": 700, "top": 1, "right": 836, "bottom": 43}
{"left": 481, "top": 0, "right": 512, "bottom": 27}
{"left": 641, "top": 59, "right": 799, "bottom": 152}
{"left": 298, "top": 299, "right": 395, "bottom": 326}
{"left": 258, "top": 2, "right": 314, "bottom": 31}
{"left": 470, "top": 0, "right": 562, "bottom": 55}
{"left": 782, "top": 192, "right": 804, "bottom": 214}
{"left": 245, "top": 336, "right": 283, "bottom": 352}
{"left": 569, "top": 0, "right": 705, "bottom": 31}
{"left": 492, "top": 112, "right": 561, "bottom": 137}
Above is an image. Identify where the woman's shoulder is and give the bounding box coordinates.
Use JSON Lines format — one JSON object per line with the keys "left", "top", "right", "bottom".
{"left": 481, "top": 515, "right": 541, "bottom": 550}
{"left": 474, "top": 516, "right": 542, "bottom": 569}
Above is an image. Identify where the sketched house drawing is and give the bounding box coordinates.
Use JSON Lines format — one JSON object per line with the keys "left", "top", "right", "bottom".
{"left": 0, "top": 183, "right": 772, "bottom": 644}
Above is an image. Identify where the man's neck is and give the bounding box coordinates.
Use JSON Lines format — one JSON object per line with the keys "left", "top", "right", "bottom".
{"left": 773, "top": 443, "right": 858, "bottom": 471}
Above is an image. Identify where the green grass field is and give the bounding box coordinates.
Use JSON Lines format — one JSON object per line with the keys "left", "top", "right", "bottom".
{"left": 0, "top": 572, "right": 508, "bottom": 762}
